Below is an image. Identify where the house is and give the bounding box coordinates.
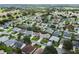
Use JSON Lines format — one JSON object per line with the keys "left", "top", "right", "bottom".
{"left": 0, "top": 31, "right": 9, "bottom": 35}
{"left": 65, "top": 24, "right": 74, "bottom": 31}
{"left": 46, "top": 41, "right": 52, "bottom": 46}
{"left": 13, "top": 41, "right": 24, "bottom": 49}
{"left": 45, "top": 28, "right": 54, "bottom": 34}
{"left": 52, "top": 31, "right": 61, "bottom": 37}
{"left": 76, "top": 21, "right": 79, "bottom": 24}
{"left": 32, "top": 32, "right": 40, "bottom": 37}
{"left": 4, "top": 39, "right": 17, "bottom": 47}
{"left": 63, "top": 31, "right": 71, "bottom": 39}
{"left": 33, "top": 48, "right": 44, "bottom": 54}
{"left": 40, "top": 33, "right": 50, "bottom": 39}
{"left": 4, "top": 39, "right": 25, "bottom": 49}
{"left": 23, "top": 30, "right": 33, "bottom": 36}
{"left": 42, "top": 23, "right": 48, "bottom": 28}
{"left": 13, "top": 27, "right": 21, "bottom": 32}
{"left": 35, "top": 16, "right": 42, "bottom": 23}
{"left": 0, "top": 50, "right": 7, "bottom": 54}
{"left": 49, "top": 36, "right": 59, "bottom": 42}
{"left": 75, "top": 35, "right": 79, "bottom": 40}
{"left": 2, "top": 21, "right": 13, "bottom": 28}
{"left": 72, "top": 41, "right": 79, "bottom": 49}
{"left": 74, "top": 27, "right": 79, "bottom": 34}
{"left": 22, "top": 44, "right": 36, "bottom": 54}
{"left": 0, "top": 36, "right": 9, "bottom": 42}
{"left": 57, "top": 40, "right": 73, "bottom": 54}
{"left": 72, "top": 40, "right": 79, "bottom": 52}
{"left": 58, "top": 22, "right": 65, "bottom": 28}
{"left": 56, "top": 47, "right": 73, "bottom": 54}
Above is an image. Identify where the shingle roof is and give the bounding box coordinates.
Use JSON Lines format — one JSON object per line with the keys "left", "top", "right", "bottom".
{"left": 22, "top": 44, "right": 36, "bottom": 54}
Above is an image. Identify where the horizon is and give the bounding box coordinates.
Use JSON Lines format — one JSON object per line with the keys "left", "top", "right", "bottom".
{"left": 0, "top": 4, "right": 79, "bottom": 8}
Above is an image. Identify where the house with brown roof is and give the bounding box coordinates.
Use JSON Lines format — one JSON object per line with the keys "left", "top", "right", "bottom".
{"left": 21, "top": 44, "right": 36, "bottom": 54}
{"left": 33, "top": 48, "right": 44, "bottom": 54}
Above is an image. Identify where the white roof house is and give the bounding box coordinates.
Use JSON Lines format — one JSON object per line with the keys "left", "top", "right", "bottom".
{"left": 46, "top": 41, "right": 52, "bottom": 46}
{"left": 32, "top": 32, "right": 40, "bottom": 37}
{"left": 45, "top": 28, "right": 54, "bottom": 34}
{"left": 0, "top": 36, "right": 9, "bottom": 42}
{"left": 0, "top": 31, "right": 9, "bottom": 35}
{"left": 40, "top": 33, "right": 50, "bottom": 39}
{"left": 13, "top": 27, "right": 21, "bottom": 32}
{"left": 49, "top": 36, "right": 59, "bottom": 42}
{"left": 0, "top": 50, "right": 7, "bottom": 54}
{"left": 23, "top": 30, "right": 33, "bottom": 36}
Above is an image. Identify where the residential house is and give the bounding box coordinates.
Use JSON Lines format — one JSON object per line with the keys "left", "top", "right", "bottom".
{"left": 46, "top": 41, "right": 52, "bottom": 46}
{"left": 13, "top": 27, "right": 21, "bottom": 32}
{"left": 4, "top": 39, "right": 17, "bottom": 47}
{"left": 0, "top": 50, "right": 7, "bottom": 54}
{"left": 33, "top": 48, "right": 44, "bottom": 54}
{"left": 22, "top": 44, "right": 36, "bottom": 54}
{"left": 52, "top": 31, "right": 61, "bottom": 37}
{"left": 0, "top": 36, "right": 9, "bottom": 42}
{"left": 49, "top": 36, "right": 59, "bottom": 42}
{"left": 40, "top": 33, "right": 50, "bottom": 39}
{"left": 4, "top": 39, "right": 26, "bottom": 49}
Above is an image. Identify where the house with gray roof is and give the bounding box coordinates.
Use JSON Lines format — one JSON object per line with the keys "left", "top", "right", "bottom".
{"left": 0, "top": 36, "right": 9, "bottom": 42}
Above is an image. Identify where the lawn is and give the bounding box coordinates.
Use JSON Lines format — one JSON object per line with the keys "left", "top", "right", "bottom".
{"left": 0, "top": 45, "right": 13, "bottom": 54}
{"left": 34, "top": 44, "right": 41, "bottom": 48}
{"left": 0, "top": 29, "right": 4, "bottom": 32}
{"left": 31, "top": 36, "right": 39, "bottom": 41}
{"left": 40, "top": 39, "right": 48, "bottom": 44}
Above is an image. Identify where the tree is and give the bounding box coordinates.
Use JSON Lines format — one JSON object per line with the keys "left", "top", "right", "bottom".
{"left": 17, "top": 33, "right": 23, "bottom": 41}
{"left": 6, "top": 13, "right": 12, "bottom": 17}
{"left": 22, "top": 12, "right": 27, "bottom": 16}
{"left": 2, "top": 15, "right": 6, "bottom": 18}
{"left": 33, "top": 26, "right": 41, "bottom": 32}
{"left": 23, "top": 35, "right": 31, "bottom": 44}
{"left": 13, "top": 48, "right": 22, "bottom": 54}
{"left": 71, "top": 33, "right": 76, "bottom": 41}
{"left": 63, "top": 40, "right": 73, "bottom": 51}
{"left": 58, "top": 31, "right": 64, "bottom": 45}
{"left": 43, "top": 46, "right": 57, "bottom": 54}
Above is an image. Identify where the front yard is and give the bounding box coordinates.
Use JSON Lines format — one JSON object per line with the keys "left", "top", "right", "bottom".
{"left": 40, "top": 39, "right": 48, "bottom": 44}
{"left": 31, "top": 36, "right": 39, "bottom": 41}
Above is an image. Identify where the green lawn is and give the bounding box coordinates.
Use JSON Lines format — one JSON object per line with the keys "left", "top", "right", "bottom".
{"left": 40, "top": 39, "right": 48, "bottom": 44}
{"left": 0, "top": 29, "right": 4, "bottom": 32}
{"left": 31, "top": 36, "right": 39, "bottom": 41}
{"left": 0, "top": 45, "right": 13, "bottom": 54}
{"left": 34, "top": 44, "right": 41, "bottom": 48}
